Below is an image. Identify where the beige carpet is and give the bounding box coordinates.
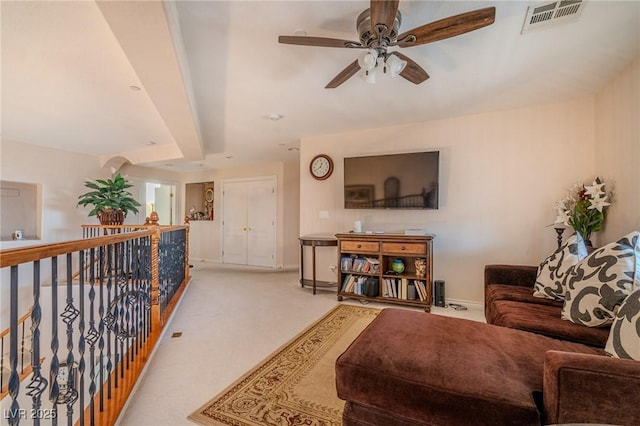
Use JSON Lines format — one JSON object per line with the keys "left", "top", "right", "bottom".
{"left": 188, "top": 304, "right": 380, "bottom": 426}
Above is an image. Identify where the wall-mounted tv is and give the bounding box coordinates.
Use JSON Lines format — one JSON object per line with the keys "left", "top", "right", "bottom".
{"left": 344, "top": 151, "right": 439, "bottom": 209}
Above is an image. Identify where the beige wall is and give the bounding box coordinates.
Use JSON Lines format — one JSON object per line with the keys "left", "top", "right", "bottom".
{"left": 595, "top": 56, "right": 640, "bottom": 242}
{"left": 300, "top": 97, "right": 602, "bottom": 304}
{"left": 180, "top": 160, "right": 300, "bottom": 269}
{"left": 0, "top": 139, "right": 107, "bottom": 248}
{"left": 298, "top": 57, "right": 640, "bottom": 304}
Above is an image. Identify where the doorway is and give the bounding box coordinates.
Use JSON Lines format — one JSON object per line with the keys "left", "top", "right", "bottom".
{"left": 145, "top": 182, "right": 176, "bottom": 225}
{"left": 221, "top": 177, "right": 277, "bottom": 268}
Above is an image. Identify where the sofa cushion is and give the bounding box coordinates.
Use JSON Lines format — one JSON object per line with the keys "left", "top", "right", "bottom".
{"left": 490, "top": 300, "right": 609, "bottom": 347}
{"left": 487, "top": 284, "right": 564, "bottom": 307}
{"left": 533, "top": 233, "right": 588, "bottom": 301}
{"left": 562, "top": 231, "right": 640, "bottom": 327}
{"left": 336, "top": 309, "right": 603, "bottom": 426}
{"left": 605, "top": 287, "right": 640, "bottom": 360}
{"left": 485, "top": 284, "right": 563, "bottom": 328}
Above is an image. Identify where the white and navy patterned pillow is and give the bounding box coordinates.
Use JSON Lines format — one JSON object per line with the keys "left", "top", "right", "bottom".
{"left": 533, "top": 233, "right": 588, "bottom": 301}
{"left": 561, "top": 231, "right": 640, "bottom": 327}
{"left": 605, "top": 287, "right": 640, "bottom": 360}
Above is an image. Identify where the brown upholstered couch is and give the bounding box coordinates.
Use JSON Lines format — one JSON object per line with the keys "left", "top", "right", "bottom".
{"left": 335, "top": 265, "right": 640, "bottom": 425}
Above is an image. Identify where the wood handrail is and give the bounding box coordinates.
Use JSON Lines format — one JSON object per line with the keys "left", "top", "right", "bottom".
{"left": 0, "top": 223, "right": 189, "bottom": 275}
{"left": 0, "top": 230, "right": 155, "bottom": 268}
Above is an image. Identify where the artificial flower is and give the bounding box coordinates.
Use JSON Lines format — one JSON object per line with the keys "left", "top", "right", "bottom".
{"left": 584, "top": 178, "right": 606, "bottom": 198}
{"left": 554, "top": 177, "right": 612, "bottom": 243}
{"left": 588, "top": 196, "right": 611, "bottom": 213}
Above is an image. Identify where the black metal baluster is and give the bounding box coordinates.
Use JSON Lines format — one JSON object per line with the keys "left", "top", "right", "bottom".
{"left": 105, "top": 244, "right": 113, "bottom": 399}
{"left": 115, "top": 242, "right": 125, "bottom": 382}
{"left": 124, "top": 239, "right": 133, "bottom": 368}
{"left": 20, "top": 320, "right": 25, "bottom": 375}
{"left": 7, "top": 266, "right": 21, "bottom": 426}
{"left": 98, "top": 246, "right": 105, "bottom": 413}
{"left": 27, "top": 260, "right": 48, "bottom": 426}
{"left": 49, "top": 257, "right": 60, "bottom": 426}
{"left": 60, "top": 253, "right": 79, "bottom": 425}
{"left": 86, "top": 247, "right": 99, "bottom": 426}
{"left": 78, "top": 250, "right": 87, "bottom": 426}
{"left": 133, "top": 237, "right": 143, "bottom": 356}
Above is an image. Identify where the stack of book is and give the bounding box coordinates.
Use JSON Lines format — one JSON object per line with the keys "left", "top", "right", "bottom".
{"left": 340, "top": 256, "right": 380, "bottom": 274}
{"left": 382, "top": 278, "right": 427, "bottom": 301}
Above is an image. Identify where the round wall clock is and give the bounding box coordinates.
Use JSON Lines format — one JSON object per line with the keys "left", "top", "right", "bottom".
{"left": 309, "top": 154, "right": 334, "bottom": 180}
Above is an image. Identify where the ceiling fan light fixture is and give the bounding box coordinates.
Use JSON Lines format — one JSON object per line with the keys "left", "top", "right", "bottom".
{"left": 361, "top": 67, "right": 377, "bottom": 84}
{"left": 358, "top": 48, "right": 379, "bottom": 71}
{"left": 386, "top": 53, "right": 407, "bottom": 77}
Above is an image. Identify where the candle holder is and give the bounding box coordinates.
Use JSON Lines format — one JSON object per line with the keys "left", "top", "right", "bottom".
{"left": 554, "top": 226, "right": 566, "bottom": 249}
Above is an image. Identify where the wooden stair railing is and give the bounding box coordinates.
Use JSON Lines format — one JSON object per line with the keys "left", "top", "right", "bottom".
{"left": 0, "top": 222, "right": 190, "bottom": 426}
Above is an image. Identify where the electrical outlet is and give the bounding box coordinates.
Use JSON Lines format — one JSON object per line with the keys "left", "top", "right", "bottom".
{"left": 319, "top": 210, "right": 329, "bottom": 219}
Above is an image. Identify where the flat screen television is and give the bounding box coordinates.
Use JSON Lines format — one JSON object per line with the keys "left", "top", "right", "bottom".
{"left": 344, "top": 151, "right": 439, "bottom": 209}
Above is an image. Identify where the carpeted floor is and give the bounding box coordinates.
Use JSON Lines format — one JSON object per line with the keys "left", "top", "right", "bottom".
{"left": 188, "top": 304, "right": 380, "bottom": 426}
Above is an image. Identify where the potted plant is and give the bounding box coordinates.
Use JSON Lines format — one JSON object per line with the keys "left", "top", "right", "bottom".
{"left": 77, "top": 172, "right": 141, "bottom": 225}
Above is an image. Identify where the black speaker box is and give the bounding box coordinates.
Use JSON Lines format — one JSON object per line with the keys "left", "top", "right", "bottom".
{"left": 434, "top": 280, "right": 445, "bottom": 307}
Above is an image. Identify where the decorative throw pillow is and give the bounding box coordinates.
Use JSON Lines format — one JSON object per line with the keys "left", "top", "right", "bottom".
{"left": 533, "top": 232, "right": 588, "bottom": 301}
{"left": 605, "top": 287, "right": 640, "bottom": 360}
{"left": 562, "top": 231, "right": 640, "bottom": 327}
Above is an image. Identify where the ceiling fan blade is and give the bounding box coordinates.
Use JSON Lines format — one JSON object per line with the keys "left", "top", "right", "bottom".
{"left": 370, "top": 0, "right": 399, "bottom": 36}
{"left": 279, "top": 35, "right": 363, "bottom": 48}
{"left": 325, "top": 60, "right": 361, "bottom": 89}
{"left": 392, "top": 52, "right": 429, "bottom": 85}
{"left": 396, "top": 7, "right": 495, "bottom": 48}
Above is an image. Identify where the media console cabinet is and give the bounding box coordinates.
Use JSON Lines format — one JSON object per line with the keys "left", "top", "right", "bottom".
{"left": 336, "top": 233, "right": 433, "bottom": 312}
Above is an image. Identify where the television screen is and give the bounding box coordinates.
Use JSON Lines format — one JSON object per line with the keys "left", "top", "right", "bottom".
{"left": 344, "top": 151, "right": 439, "bottom": 209}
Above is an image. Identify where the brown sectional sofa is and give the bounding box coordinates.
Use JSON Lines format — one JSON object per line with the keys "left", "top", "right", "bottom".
{"left": 484, "top": 264, "right": 610, "bottom": 347}
{"left": 335, "top": 264, "right": 640, "bottom": 425}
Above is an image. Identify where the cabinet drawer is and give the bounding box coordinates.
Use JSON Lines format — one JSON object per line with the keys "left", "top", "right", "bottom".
{"left": 341, "top": 241, "right": 380, "bottom": 253}
{"left": 382, "top": 242, "right": 426, "bottom": 255}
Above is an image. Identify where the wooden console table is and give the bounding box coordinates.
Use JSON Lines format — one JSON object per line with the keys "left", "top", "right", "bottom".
{"left": 299, "top": 234, "right": 338, "bottom": 295}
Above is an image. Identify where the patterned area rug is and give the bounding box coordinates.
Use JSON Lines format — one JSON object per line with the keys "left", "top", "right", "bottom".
{"left": 188, "top": 304, "right": 380, "bottom": 426}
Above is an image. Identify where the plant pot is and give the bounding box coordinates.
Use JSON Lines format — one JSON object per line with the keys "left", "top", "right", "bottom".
{"left": 98, "top": 209, "right": 125, "bottom": 225}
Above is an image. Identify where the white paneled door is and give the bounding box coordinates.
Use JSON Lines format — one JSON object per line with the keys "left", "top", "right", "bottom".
{"left": 222, "top": 177, "right": 276, "bottom": 267}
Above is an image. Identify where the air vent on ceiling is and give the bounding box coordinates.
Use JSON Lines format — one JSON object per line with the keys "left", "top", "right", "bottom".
{"left": 521, "top": 0, "right": 584, "bottom": 34}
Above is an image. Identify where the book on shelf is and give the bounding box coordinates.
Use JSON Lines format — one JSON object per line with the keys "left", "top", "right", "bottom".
{"left": 382, "top": 279, "right": 390, "bottom": 297}
{"left": 340, "top": 256, "right": 353, "bottom": 272}
{"left": 343, "top": 274, "right": 370, "bottom": 294}
{"left": 342, "top": 274, "right": 355, "bottom": 292}
{"left": 414, "top": 280, "right": 424, "bottom": 301}
{"left": 407, "top": 282, "right": 417, "bottom": 300}
{"left": 352, "top": 257, "right": 366, "bottom": 272}
{"left": 414, "top": 280, "right": 427, "bottom": 301}
{"left": 387, "top": 278, "right": 398, "bottom": 298}
{"left": 364, "top": 257, "right": 380, "bottom": 273}
{"left": 400, "top": 278, "right": 408, "bottom": 300}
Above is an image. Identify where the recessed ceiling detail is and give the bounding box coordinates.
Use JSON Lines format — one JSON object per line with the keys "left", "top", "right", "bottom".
{"left": 521, "top": 0, "right": 584, "bottom": 34}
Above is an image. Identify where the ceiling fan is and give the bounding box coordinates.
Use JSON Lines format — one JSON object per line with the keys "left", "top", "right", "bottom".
{"left": 278, "top": 1, "right": 495, "bottom": 88}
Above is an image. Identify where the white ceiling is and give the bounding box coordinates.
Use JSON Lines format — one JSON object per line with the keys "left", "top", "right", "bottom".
{"left": 2, "top": 1, "right": 639, "bottom": 172}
